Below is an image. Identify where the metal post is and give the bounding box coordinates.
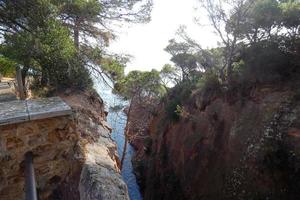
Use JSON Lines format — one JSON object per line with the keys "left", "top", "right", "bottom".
{"left": 25, "top": 152, "right": 38, "bottom": 200}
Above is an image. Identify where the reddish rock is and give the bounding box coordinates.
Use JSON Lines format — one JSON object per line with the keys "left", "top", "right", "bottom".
{"left": 136, "top": 85, "right": 300, "bottom": 200}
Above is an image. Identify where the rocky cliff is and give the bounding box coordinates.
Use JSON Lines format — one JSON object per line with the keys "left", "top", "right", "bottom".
{"left": 135, "top": 82, "right": 300, "bottom": 200}
{"left": 57, "top": 91, "right": 130, "bottom": 200}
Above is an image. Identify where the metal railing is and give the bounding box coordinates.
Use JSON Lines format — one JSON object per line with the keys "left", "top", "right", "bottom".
{"left": 25, "top": 152, "right": 38, "bottom": 200}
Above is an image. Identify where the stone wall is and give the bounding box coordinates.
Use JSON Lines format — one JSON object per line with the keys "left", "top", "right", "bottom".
{"left": 0, "top": 93, "right": 130, "bottom": 200}
{"left": 0, "top": 116, "right": 79, "bottom": 199}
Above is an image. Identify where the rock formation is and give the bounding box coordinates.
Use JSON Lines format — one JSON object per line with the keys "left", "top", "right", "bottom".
{"left": 54, "top": 91, "right": 130, "bottom": 200}
{"left": 135, "top": 83, "right": 300, "bottom": 200}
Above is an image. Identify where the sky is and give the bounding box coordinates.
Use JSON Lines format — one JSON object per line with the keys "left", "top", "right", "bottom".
{"left": 109, "top": 0, "right": 220, "bottom": 73}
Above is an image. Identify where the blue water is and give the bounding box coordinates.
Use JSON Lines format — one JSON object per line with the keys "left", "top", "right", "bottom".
{"left": 93, "top": 76, "right": 143, "bottom": 200}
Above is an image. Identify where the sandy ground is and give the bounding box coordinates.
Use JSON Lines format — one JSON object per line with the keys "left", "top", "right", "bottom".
{"left": 1, "top": 77, "right": 15, "bottom": 82}
{"left": 0, "top": 77, "right": 17, "bottom": 102}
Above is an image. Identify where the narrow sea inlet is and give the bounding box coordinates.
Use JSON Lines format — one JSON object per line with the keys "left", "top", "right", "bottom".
{"left": 93, "top": 77, "right": 143, "bottom": 200}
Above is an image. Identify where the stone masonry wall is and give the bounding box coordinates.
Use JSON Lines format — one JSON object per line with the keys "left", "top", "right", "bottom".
{"left": 0, "top": 92, "right": 130, "bottom": 200}
{"left": 0, "top": 116, "right": 79, "bottom": 200}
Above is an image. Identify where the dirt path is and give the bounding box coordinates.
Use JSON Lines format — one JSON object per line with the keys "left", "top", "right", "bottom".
{"left": 0, "top": 78, "right": 17, "bottom": 102}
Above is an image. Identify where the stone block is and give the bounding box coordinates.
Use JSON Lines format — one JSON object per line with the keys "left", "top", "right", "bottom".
{"left": 0, "top": 100, "right": 28, "bottom": 126}
{"left": 16, "top": 123, "right": 37, "bottom": 136}
{"left": 27, "top": 97, "right": 72, "bottom": 121}
{"left": 32, "top": 144, "right": 53, "bottom": 155}
{"left": 7, "top": 175, "right": 23, "bottom": 184}
{"left": 0, "top": 124, "right": 17, "bottom": 132}
{"left": 5, "top": 136, "right": 24, "bottom": 150}
{"left": 34, "top": 149, "right": 58, "bottom": 164}
{"left": 36, "top": 164, "right": 51, "bottom": 175}
{"left": 0, "top": 97, "right": 72, "bottom": 127}
{"left": 28, "top": 134, "right": 47, "bottom": 146}
{"left": 47, "top": 131, "right": 61, "bottom": 143}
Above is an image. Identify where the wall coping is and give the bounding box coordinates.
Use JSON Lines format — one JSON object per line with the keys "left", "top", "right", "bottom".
{"left": 0, "top": 97, "right": 72, "bottom": 126}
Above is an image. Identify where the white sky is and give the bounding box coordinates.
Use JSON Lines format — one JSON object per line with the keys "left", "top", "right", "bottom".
{"left": 109, "top": 0, "right": 220, "bottom": 73}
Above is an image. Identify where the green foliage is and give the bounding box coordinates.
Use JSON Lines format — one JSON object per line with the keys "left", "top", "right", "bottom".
{"left": 35, "top": 20, "right": 77, "bottom": 87}
{"left": 165, "top": 39, "right": 204, "bottom": 81}
{"left": 232, "top": 60, "right": 246, "bottom": 84}
{"left": 165, "top": 99, "right": 181, "bottom": 122}
{"left": 280, "top": 0, "right": 300, "bottom": 28}
{"left": 228, "top": 0, "right": 300, "bottom": 43}
{"left": 226, "top": 0, "right": 300, "bottom": 85}
{"left": 165, "top": 81, "right": 194, "bottom": 122}
{"left": 197, "top": 72, "right": 221, "bottom": 92}
{"left": 164, "top": 0, "right": 300, "bottom": 92}
{"left": 160, "top": 64, "right": 181, "bottom": 87}
{"left": 175, "top": 105, "right": 184, "bottom": 117}
{"left": 251, "top": 0, "right": 281, "bottom": 28}
{"left": 0, "top": 56, "right": 16, "bottom": 77}
{"left": 114, "top": 69, "right": 165, "bottom": 100}
{"left": 100, "top": 58, "right": 125, "bottom": 81}
{"left": 55, "top": 0, "right": 152, "bottom": 48}
{"left": 67, "top": 58, "right": 93, "bottom": 90}
{"left": 0, "top": 0, "right": 153, "bottom": 94}
{"left": 38, "top": 20, "right": 75, "bottom": 61}
{"left": 1, "top": 19, "right": 84, "bottom": 89}
{"left": 1, "top": 32, "right": 35, "bottom": 67}
{"left": 56, "top": 0, "right": 101, "bottom": 19}
{"left": 200, "top": 47, "right": 225, "bottom": 73}
{"left": 238, "top": 41, "right": 299, "bottom": 83}
{"left": 30, "top": 85, "right": 54, "bottom": 98}
{"left": 55, "top": 0, "right": 108, "bottom": 46}
{"left": 165, "top": 38, "right": 229, "bottom": 84}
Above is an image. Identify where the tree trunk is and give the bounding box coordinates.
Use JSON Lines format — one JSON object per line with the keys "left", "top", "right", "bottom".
{"left": 226, "top": 37, "right": 236, "bottom": 86}
{"left": 227, "top": 60, "right": 233, "bottom": 85}
{"left": 120, "top": 98, "right": 134, "bottom": 170}
{"left": 21, "top": 64, "right": 29, "bottom": 95}
{"left": 41, "top": 69, "right": 48, "bottom": 87}
{"left": 120, "top": 129, "right": 128, "bottom": 170}
{"left": 16, "top": 67, "right": 26, "bottom": 100}
{"left": 74, "top": 18, "right": 80, "bottom": 50}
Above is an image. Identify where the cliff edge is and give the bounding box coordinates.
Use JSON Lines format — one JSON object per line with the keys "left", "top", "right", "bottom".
{"left": 135, "top": 81, "right": 300, "bottom": 200}
{"left": 57, "top": 90, "right": 129, "bottom": 200}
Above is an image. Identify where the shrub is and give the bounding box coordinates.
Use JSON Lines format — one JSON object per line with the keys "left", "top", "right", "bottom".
{"left": 42, "top": 56, "right": 93, "bottom": 91}
{"left": 197, "top": 72, "right": 221, "bottom": 92}
{"left": 238, "top": 41, "right": 300, "bottom": 84}
{"left": 0, "top": 56, "right": 16, "bottom": 78}
{"left": 165, "top": 97, "right": 181, "bottom": 122}
{"left": 67, "top": 64, "right": 93, "bottom": 90}
{"left": 31, "top": 86, "right": 54, "bottom": 98}
{"left": 30, "top": 59, "right": 93, "bottom": 96}
{"left": 165, "top": 81, "right": 194, "bottom": 122}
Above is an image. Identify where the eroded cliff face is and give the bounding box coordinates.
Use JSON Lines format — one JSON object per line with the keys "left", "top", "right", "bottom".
{"left": 57, "top": 91, "right": 130, "bottom": 200}
{"left": 136, "top": 83, "right": 300, "bottom": 200}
